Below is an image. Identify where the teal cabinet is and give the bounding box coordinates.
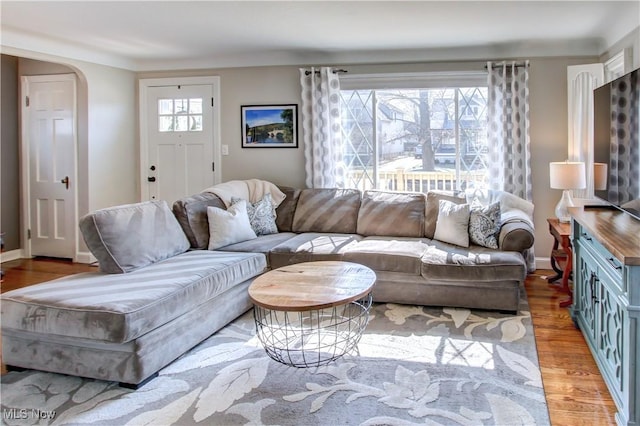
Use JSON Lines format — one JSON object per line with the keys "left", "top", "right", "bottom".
{"left": 571, "top": 209, "right": 639, "bottom": 426}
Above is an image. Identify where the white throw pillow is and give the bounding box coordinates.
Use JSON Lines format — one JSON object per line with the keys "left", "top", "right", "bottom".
{"left": 433, "top": 199, "right": 470, "bottom": 247}
{"left": 207, "top": 200, "right": 257, "bottom": 250}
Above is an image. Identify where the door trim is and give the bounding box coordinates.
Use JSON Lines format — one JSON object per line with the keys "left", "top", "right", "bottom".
{"left": 139, "top": 76, "right": 221, "bottom": 201}
{"left": 20, "top": 73, "right": 78, "bottom": 260}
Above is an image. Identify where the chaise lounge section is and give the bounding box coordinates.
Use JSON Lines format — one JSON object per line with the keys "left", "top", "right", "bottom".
{"left": 1, "top": 201, "right": 267, "bottom": 387}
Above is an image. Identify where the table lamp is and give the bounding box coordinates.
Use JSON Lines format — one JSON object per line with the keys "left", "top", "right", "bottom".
{"left": 549, "top": 161, "right": 586, "bottom": 223}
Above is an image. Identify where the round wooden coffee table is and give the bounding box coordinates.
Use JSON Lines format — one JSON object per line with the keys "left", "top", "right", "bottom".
{"left": 248, "top": 261, "right": 376, "bottom": 367}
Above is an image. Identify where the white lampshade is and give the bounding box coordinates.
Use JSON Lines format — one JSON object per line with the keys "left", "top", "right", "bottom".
{"left": 549, "top": 161, "right": 586, "bottom": 223}
{"left": 594, "top": 163, "right": 608, "bottom": 191}
{"left": 549, "top": 161, "right": 586, "bottom": 190}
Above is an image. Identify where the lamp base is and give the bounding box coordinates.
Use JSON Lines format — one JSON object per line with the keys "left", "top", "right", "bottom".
{"left": 555, "top": 190, "right": 575, "bottom": 223}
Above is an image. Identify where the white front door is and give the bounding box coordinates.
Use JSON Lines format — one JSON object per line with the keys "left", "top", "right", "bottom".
{"left": 22, "top": 74, "right": 77, "bottom": 259}
{"left": 141, "top": 79, "right": 219, "bottom": 204}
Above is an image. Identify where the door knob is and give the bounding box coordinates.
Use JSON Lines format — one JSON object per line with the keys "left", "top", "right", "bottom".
{"left": 147, "top": 177, "right": 156, "bottom": 182}
{"left": 61, "top": 176, "right": 70, "bottom": 190}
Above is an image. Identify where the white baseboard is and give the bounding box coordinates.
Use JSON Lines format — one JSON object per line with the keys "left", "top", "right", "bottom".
{"left": 75, "top": 251, "right": 97, "bottom": 265}
{"left": 1, "top": 249, "right": 25, "bottom": 263}
{"left": 535, "top": 256, "right": 552, "bottom": 271}
{"left": 0, "top": 249, "right": 97, "bottom": 265}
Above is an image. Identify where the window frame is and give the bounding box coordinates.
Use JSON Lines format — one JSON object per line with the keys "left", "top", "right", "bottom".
{"left": 340, "top": 71, "right": 489, "bottom": 193}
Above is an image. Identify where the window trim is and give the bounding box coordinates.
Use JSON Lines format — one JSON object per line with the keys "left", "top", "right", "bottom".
{"left": 340, "top": 71, "right": 487, "bottom": 90}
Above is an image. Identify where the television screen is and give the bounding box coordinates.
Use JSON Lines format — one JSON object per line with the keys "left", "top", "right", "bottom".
{"left": 593, "top": 67, "right": 640, "bottom": 220}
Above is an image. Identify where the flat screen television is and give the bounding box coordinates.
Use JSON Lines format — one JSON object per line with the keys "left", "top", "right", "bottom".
{"left": 593, "top": 67, "right": 640, "bottom": 220}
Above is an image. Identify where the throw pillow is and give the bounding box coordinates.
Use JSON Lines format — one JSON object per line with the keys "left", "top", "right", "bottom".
{"left": 424, "top": 191, "right": 466, "bottom": 238}
{"left": 79, "top": 200, "right": 190, "bottom": 274}
{"left": 469, "top": 202, "right": 501, "bottom": 249}
{"left": 207, "top": 200, "right": 257, "bottom": 250}
{"left": 433, "top": 199, "right": 471, "bottom": 247}
{"left": 231, "top": 193, "right": 278, "bottom": 236}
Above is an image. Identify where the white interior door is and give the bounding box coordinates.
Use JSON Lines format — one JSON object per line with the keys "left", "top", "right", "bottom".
{"left": 143, "top": 83, "right": 217, "bottom": 204}
{"left": 23, "top": 74, "right": 77, "bottom": 259}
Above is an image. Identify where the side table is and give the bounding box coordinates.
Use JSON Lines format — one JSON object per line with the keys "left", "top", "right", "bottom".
{"left": 248, "top": 261, "right": 376, "bottom": 368}
{"left": 546, "top": 218, "right": 573, "bottom": 307}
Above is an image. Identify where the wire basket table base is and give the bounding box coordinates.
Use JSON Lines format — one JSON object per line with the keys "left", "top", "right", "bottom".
{"left": 253, "top": 293, "right": 373, "bottom": 368}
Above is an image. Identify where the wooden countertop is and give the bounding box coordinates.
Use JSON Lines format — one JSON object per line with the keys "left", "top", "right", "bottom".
{"left": 570, "top": 207, "right": 640, "bottom": 266}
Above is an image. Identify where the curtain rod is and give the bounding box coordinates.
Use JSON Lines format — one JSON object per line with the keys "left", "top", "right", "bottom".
{"left": 304, "top": 68, "right": 348, "bottom": 76}
{"left": 484, "top": 62, "right": 529, "bottom": 70}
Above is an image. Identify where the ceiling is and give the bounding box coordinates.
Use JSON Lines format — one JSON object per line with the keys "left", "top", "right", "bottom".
{"left": 1, "top": 1, "right": 639, "bottom": 71}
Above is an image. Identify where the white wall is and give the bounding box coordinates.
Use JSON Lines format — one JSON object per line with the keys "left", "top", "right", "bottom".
{"left": 80, "top": 61, "right": 137, "bottom": 209}
{"left": 601, "top": 27, "right": 640, "bottom": 71}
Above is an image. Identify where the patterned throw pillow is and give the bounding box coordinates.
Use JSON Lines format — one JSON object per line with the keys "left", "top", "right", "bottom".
{"left": 231, "top": 193, "right": 278, "bottom": 236}
{"left": 469, "top": 202, "right": 501, "bottom": 249}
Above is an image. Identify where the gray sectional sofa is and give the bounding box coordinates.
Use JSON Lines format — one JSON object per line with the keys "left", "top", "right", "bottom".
{"left": 1, "top": 185, "right": 535, "bottom": 388}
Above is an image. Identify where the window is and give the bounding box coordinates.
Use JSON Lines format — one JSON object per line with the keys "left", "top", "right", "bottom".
{"left": 339, "top": 73, "right": 488, "bottom": 194}
{"left": 158, "top": 98, "right": 203, "bottom": 132}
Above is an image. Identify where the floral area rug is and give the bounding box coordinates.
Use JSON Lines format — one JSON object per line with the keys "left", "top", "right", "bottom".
{"left": 1, "top": 294, "right": 550, "bottom": 426}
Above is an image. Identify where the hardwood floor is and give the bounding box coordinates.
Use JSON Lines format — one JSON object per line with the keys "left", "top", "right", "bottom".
{"left": 0, "top": 258, "right": 617, "bottom": 425}
{"left": 526, "top": 270, "right": 617, "bottom": 425}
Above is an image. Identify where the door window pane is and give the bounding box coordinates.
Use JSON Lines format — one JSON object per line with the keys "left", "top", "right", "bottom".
{"left": 175, "top": 116, "right": 188, "bottom": 131}
{"left": 158, "top": 98, "right": 203, "bottom": 132}
{"left": 159, "top": 116, "right": 174, "bottom": 132}
{"left": 159, "top": 99, "right": 173, "bottom": 114}
{"left": 189, "top": 98, "right": 203, "bottom": 114}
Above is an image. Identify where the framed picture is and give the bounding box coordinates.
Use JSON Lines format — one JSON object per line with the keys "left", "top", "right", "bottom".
{"left": 241, "top": 104, "right": 298, "bottom": 148}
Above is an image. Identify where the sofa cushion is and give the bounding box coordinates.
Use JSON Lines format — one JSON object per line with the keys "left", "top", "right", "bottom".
{"left": 79, "top": 200, "right": 190, "bottom": 274}
{"left": 357, "top": 190, "right": 425, "bottom": 237}
{"left": 421, "top": 240, "right": 526, "bottom": 283}
{"left": 275, "top": 186, "right": 301, "bottom": 232}
{"left": 425, "top": 191, "right": 466, "bottom": 238}
{"left": 292, "top": 188, "right": 361, "bottom": 233}
{"left": 218, "top": 232, "right": 297, "bottom": 268}
{"left": 207, "top": 202, "right": 257, "bottom": 250}
{"left": 172, "top": 192, "right": 226, "bottom": 249}
{"left": 269, "top": 233, "right": 362, "bottom": 269}
{"left": 343, "top": 236, "right": 429, "bottom": 275}
{"left": 1, "top": 250, "right": 267, "bottom": 343}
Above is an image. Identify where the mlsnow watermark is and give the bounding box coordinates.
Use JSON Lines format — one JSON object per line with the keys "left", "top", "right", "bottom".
{"left": 2, "top": 408, "right": 56, "bottom": 420}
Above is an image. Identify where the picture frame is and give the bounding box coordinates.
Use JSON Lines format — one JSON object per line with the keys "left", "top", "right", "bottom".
{"left": 241, "top": 104, "right": 298, "bottom": 148}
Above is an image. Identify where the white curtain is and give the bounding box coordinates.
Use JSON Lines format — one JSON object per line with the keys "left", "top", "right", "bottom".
{"left": 487, "top": 61, "right": 532, "bottom": 202}
{"left": 567, "top": 64, "right": 604, "bottom": 199}
{"left": 299, "top": 67, "right": 344, "bottom": 188}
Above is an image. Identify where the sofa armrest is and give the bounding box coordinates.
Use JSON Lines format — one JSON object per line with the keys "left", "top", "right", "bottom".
{"left": 498, "top": 220, "right": 534, "bottom": 252}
